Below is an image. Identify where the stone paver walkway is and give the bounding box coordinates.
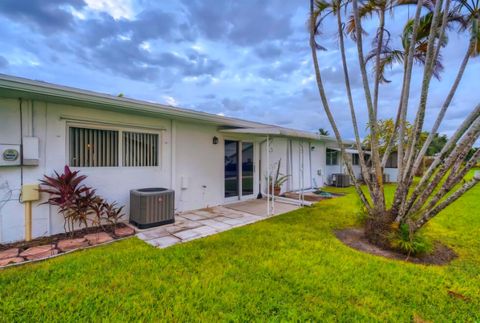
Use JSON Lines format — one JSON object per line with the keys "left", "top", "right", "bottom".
{"left": 137, "top": 200, "right": 300, "bottom": 248}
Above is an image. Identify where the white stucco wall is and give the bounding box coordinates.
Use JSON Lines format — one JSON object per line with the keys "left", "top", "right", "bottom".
{"left": 0, "top": 98, "right": 177, "bottom": 242}
{"left": 174, "top": 121, "right": 225, "bottom": 211}
{"left": 0, "top": 96, "right": 330, "bottom": 243}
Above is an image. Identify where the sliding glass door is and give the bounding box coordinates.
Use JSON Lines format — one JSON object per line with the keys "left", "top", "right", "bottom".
{"left": 224, "top": 140, "right": 239, "bottom": 198}
{"left": 224, "top": 140, "right": 255, "bottom": 200}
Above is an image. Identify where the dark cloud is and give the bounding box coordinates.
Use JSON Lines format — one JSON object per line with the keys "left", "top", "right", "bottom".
{"left": 184, "top": 0, "right": 294, "bottom": 46}
{"left": 221, "top": 98, "right": 244, "bottom": 112}
{"left": 255, "top": 42, "right": 283, "bottom": 59}
{"left": 0, "top": 0, "right": 85, "bottom": 33}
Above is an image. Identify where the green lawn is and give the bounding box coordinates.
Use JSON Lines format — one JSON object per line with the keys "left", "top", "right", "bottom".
{"left": 1, "top": 173, "right": 479, "bottom": 321}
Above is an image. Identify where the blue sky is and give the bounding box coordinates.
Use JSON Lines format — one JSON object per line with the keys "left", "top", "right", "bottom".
{"left": 0, "top": 0, "right": 478, "bottom": 141}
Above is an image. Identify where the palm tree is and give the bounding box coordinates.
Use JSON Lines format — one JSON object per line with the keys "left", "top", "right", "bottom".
{"left": 309, "top": 0, "right": 480, "bottom": 250}
{"left": 318, "top": 128, "right": 330, "bottom": 136}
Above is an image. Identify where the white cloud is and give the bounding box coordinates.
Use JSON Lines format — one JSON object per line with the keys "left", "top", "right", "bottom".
{"left": 139, "top": 41, "right": 151, "bottom": 52}
{"left": 163, "top": 95, "right": 178, "bottom": 106}
{"left": 84, "top": 0, "right": 134, "bottom": 20}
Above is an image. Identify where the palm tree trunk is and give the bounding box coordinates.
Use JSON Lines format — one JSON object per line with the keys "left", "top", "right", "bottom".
{"left": 419, "top": 149, "right": 480, "bottom": 217}
{"left": 373, "top": 8, "right": 386, "bottom": 118}
{"left": 402, "top": 0, "right": 444, "bottom": 184}
{"left": 412, "top": 41, "right": 474, "bottom": 176}
{"left": 414, "top": 177, "right": 480, "bottom": 231}
{"left": 406, "top": 118, "right": 480, "bottom": 217}
{"left": 309, "top": 0, "right": 373, "bottom": 213}
{"left": 335, "top": 0, "right": 373, "bottom": 193}
{"left": 351, "top": 0, "right": 386, "bottom": 214}
{"left": 398, "top": 104, "right": 480, "bottom": 222}
{"left": 390, "top": 0, "right": 424, "bottom": 216}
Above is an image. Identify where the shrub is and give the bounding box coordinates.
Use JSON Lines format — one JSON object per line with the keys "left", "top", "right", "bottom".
{"left": 39, "top": 166, "right": 125, "bottom": 236}
{"left": 39, "top": 166, "right": 92, "bottom": 234}
{"left": 389, "top": 223, "right": 432, "bottom": 256}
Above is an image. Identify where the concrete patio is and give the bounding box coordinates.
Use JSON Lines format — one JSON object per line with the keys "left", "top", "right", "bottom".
{"left": 137, "top": 199, "right": 301, "bottom": 248}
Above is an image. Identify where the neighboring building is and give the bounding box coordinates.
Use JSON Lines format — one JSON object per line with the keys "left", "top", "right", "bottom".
{"left": 325, "top": 145, "right": 399, "bottom": 185}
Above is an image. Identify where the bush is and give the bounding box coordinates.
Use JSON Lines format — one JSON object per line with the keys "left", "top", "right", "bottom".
{"left": 39, "top": 166, "right": 125, "bottom": 235}
{"left": 389, "top": 223, "right": 432, "bottom": 256}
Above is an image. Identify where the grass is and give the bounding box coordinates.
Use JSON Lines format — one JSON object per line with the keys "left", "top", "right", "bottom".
{"left": 0, "top": 172, "right": 479, "bottom": 321}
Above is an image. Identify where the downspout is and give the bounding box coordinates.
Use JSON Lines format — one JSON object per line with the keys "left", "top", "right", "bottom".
{"left": 266, "top": 135, "right": 270, "bottom": 216}
{"left": 257, "top": 139, "right": 267, "bottom": 199}
{"left": 170, "top": 119, "right": 177, "bottom": 209}
{"left": 19, "top": 98, "right": 24, "bottom": 187}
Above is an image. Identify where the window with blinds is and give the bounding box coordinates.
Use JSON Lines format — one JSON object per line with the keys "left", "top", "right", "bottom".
{"left": 122, "top": 132, "right": 159, "bottom": 167}
{"left": 69, "top": 127, "right": 119, "bottom": 167}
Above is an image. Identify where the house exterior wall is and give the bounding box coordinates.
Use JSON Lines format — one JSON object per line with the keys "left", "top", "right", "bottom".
{"left": 260, "top": 138, "right": 326, "bottom": 194}
{"left": 0, "top": 96, "right": 329, "bottom": 243}
{"left": 0, "top": 98, "right": 177, "bottom": 242}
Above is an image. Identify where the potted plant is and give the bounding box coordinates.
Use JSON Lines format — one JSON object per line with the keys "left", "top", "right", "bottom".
{"left": 266, "top": 159, "right": 290, "bottom": 196}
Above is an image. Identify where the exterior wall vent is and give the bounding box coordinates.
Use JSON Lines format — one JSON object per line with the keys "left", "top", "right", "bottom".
{"left": 129, "top": 188, "right": 175, "bottom": 229}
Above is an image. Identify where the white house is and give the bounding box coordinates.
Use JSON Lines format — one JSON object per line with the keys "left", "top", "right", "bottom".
{"left": 0, "top": 74, "right": 339, "bottom": 243}
{"left": 0, "top": 74, "right": 397, "bottom": 243}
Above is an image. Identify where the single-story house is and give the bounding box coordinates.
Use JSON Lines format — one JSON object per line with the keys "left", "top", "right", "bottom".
{"left": 0, "top": 74, "right": 397, "bottom": 243}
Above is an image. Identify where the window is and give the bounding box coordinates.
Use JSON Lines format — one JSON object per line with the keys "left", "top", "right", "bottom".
{"left": 69, "top": 127, "right": 119, "bottom": 167}
{"left": 352, "top": 153, "right": 360, "bottom": 165}
{"left": 69, "top": 126, "right": 159, "bottom": 167}
{"left": 385, "top": 152, "right": 398, "bottom": 168}
{"left": 123, "top": 131, "right": 159, "bottom": 167}
{"left": 326, "top": 148, "right": 338, "bottom": 165}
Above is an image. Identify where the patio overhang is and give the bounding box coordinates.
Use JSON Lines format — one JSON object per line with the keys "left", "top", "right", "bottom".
{"left": 219, "top": 127, "right": 337, "bottom": 141}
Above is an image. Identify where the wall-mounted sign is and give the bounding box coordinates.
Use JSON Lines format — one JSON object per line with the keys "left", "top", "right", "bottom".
{"left": 3, "top": 149, "right": 19, "bottom": 161}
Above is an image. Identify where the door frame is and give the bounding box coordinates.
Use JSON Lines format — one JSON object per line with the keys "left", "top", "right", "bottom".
{"left": 223, "top": 138, "right": 257, "bottom": 202}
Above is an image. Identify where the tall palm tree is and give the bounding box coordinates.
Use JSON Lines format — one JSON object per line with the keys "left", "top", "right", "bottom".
{"left": 309, "top": 0, "right": 480, "bottom": 250}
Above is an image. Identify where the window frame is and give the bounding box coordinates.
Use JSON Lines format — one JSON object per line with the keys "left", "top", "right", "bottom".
{"left": 326, "top": 148, "right": 339, "bottom": 166}
{"left": 352, "top": 153, "right": 360, "bottom": 166}
{"left": 66, "top": 122, "right": 162, "bottom": 168}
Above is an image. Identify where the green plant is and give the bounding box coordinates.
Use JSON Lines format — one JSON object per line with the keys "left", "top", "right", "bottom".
{"left": 389, "top": 223, "right": 432, "bottom": 256}
{"left": 39, "top": 166, "right": 125, "bottom": 236}
{"left": 39, "top": 165, "right": 92, "bottom": 234}
{"left": 102, "top": 201, "right": 125, "bottom": 230}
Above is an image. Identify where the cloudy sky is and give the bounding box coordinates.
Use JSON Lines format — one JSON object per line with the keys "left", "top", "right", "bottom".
{"left": 0, "top": 0, "right": 478, "bottom": 140}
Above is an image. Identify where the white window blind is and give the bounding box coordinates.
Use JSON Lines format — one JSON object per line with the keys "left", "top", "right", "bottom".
{"left": 69, "top": 127, "right": 119, "bottom": 167}
{"left": 123, "top": 132, "right": 159, "bottom": 167}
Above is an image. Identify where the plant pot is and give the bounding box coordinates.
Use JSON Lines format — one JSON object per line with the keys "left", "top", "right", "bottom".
{"left": 273, "top": 186, "right": 281, "bottom": 196}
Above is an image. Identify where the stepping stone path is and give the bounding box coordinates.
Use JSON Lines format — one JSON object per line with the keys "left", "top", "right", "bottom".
{"left": 137, "top": 205, "right": 287, "bottom": 249}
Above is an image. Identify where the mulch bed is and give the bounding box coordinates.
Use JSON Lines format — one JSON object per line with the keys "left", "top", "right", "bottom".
{"left": 335, "top": 227, "right": 457, "bottom": 265}
{"left": 0, "top": 223, "right": 130, "bottom": 252}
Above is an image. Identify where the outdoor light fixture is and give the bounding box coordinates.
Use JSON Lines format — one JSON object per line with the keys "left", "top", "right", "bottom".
{"left": 311, "top": 146, "right": 315, "bottom": 151}
{"left": 212, "top": 136, "right": 219, "bottom": 145}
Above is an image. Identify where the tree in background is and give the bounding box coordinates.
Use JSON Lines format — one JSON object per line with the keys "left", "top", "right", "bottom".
{"left": 309, "top": 0, "right": 480, "bottom": 251}
{"left": 426, "top": 133, "right": 448, "bottom": 156}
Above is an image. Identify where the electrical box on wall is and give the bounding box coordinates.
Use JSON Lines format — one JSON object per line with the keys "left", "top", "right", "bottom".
{"left": 21, "top": 184, "right": 40, "bottom": 202}
{"left": 0, "top": 144, "right": 21, "bottom": 166}
{"left": 22, "top": 137, "right": 39, "bottom": 166}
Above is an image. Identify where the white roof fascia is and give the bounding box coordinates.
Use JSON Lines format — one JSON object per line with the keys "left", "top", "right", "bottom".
{"left": 0, "top": 74, "right": 267, "bottom": 128}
